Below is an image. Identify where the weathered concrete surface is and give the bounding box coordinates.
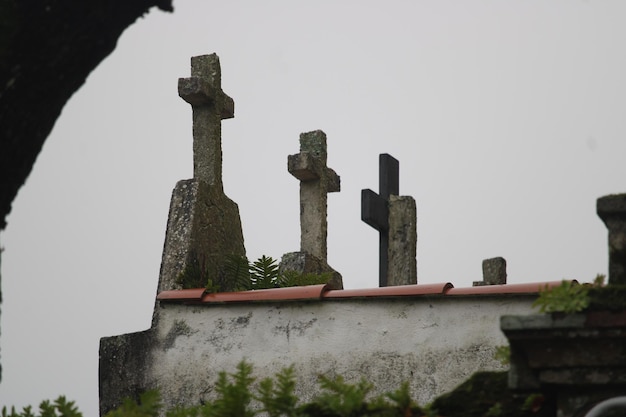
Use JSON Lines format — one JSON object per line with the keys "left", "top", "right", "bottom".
{"left": 157, "top": 179, "right": 246, "bottom": 292}
{"left": 387, "top": 195, "right": 417, "bottom": 286}
{"left": 597, "top": 194, "right": 626, "bottom": 285}
{"left": 100, "top": 294, "right": 538, "bottom": 414}
{"left": 99, "top": 330, "right": 155, "bottom": 415}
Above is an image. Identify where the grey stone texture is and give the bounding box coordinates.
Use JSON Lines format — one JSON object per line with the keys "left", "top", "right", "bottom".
{"left": 156, "top": 53, "right": 246, "bottom": 292}
{"left": 178, "top": 53, "right": 234, "bottom": 188}
{"left": 597, "top": 193, "right": 626, "bottom": 285}
{"left": 158, "top": 179, "right": 245, "bottom": 292}
{"left": 279, "top": 251, "right": 343, "bottom": 290}
{"left": 282, "top": 130, "right": 342, "bottom": 289}
{"left": 502, "top": 311, "right": 626, "bottom": 417}
{"left": 287, "top": 130, "right": 340, "bottom": 260}
{"left": 361, "top": 154, "right": 417, "bottom": 287}
{"left": 473, "top": 257, "right": 507, "bottom": 286}
{"left": 387, "top": 195, "right": 417, "bottom": 286}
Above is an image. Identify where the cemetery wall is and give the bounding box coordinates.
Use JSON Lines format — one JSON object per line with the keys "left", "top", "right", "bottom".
{"left": 100, "top": 287, "right": 541, "bottom": 413}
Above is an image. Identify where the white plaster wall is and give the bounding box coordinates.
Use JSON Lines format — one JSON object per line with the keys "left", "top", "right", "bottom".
{"left": 147, "top": 295, "right": 536, "bottom": 409}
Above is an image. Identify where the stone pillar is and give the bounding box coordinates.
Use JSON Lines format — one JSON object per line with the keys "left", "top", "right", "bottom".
{"left": 387, "top": 195, "right": 417, "bottom": 286}
{"left": 473, "top": 257, "right": 507, "bottom": 286}
{"left": 362, "top": 154, "right": 417, "bottom": 286}
{"left": 597, "top": 194, "right": 626, "bottom": 285}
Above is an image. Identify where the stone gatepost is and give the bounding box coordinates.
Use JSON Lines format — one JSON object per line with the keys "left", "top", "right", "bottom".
{"left": 280, "top": 130, "right": 343, "bottom": 289}
{"left": 361, "top": 154, "right": 417, "bottom": 287}
{"left": 597, "top": 193, "right": 626, "bottom": 285}
{"left": 473, "top": 257, "right": 507, "bottom": 286}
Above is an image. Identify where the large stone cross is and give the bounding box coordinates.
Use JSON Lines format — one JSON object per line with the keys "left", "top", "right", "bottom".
{"left": 288, "top": 130, "right": 340, "bottom": 260}
{"left": 362, "top": 154, "right": 417, "bottom": 287}
{"left": 156, "top": 53, "right": 246, "bottom": 292}
{"left": 362, "top": 154, "right": 399, "bottom": 287}
{"left": 178, "top": 53, "right": 234, "bottom": 190}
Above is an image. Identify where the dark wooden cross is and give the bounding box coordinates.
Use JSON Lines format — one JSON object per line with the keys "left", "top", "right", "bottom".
{"left": 178, "top": 53, "right": 234, "bottom": 190}
{"left": 361, "top": 154, "right": 399, "bottom": 287}
{"left": 288, "top": 130, "right": 340, "bottom": 260}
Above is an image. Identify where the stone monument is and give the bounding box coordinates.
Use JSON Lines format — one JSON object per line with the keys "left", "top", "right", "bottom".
{"left": 99, "top": 53, "right": 247, "bottom": 413}
{"left": 362, "top": 154, "right": 417, "bottom": 287}
{"left": 159, "top": 53, "right": 246, "bottom": 292}
{"left": 280, "top": 130, "right": 343, "bottom": 289}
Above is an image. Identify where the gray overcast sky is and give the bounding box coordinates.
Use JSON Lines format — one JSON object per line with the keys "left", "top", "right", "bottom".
{"left": 2, "top": 1, "right": 626, "bottom": 414}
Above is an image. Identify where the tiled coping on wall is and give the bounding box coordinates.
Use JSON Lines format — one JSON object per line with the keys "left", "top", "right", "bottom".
{"left": 156, "top": 281, "right": 568, "bottom": 304}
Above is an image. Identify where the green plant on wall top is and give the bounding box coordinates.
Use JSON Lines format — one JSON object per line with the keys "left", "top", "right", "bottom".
{"left": 532, "top": 274, "right": 605, "bottom": 314}
{"left": 2, "top": 397, "right": 82, "bottom": 417}
{"left": 177, "top": 254, "right": 330, "bottom": 293}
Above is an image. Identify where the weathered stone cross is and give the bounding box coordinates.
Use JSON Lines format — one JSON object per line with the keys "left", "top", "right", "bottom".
{"left": 157, "top": 53, "right": 245, "bottom": 292}
{"left": 178, "top": 53, "right": 234, "bottom": 189}
{"left": 362, "top": 154, "right": 417, "bottom": 287}
{"left": 288, "top": 130, "right": 340, "bottom": 260}
{"left": 362, "top": 154, "right": 399, "bottom": 287}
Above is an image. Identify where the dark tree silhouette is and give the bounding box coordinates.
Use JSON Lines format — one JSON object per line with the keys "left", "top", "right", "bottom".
{"left": 0, "top": 0, "right": 174, "bottom": 230}
{"left": 0, "top": 0, "right": 174, "bottom": 382}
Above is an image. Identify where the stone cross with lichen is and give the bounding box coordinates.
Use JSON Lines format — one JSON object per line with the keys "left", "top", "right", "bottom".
{"left": 288, "top": 130, "right": 340, "bottom": 260}
{"left": 178, "top": 53, "right": 234, "bottom": 189}
{"left": 157, "top": 53, "right": 246, "bottom": 292}
{"left": 280, "top": 130, "right": 343, "bottom": 289}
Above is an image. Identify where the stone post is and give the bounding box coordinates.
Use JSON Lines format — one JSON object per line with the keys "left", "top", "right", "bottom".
{"left": 362, "top": 154, "right": 417, "bottom": 286}
{"left": 387, "top": 195, "right": 417, "bottom": 286}
{"left": 473, "top": 257, "right": 507, "bottom": 286}
{"left": 597, "top": 193, "right": 626, "bottom": 285}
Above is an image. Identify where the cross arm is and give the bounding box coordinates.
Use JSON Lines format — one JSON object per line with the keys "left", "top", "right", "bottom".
{"left": 178, "top": 77, "right": 235, "bottom": 119}
{"left": 361, "top": 189, "right": 388, "bottom": 231}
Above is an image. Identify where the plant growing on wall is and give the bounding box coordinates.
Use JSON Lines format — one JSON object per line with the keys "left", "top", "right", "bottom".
{"left": 177, "top": 254, "right": 329, "bottom": 292}
{"left": 1, "top": 397, "right": 82, "bottom": 417}
{"left": 532, "top": 274, "right": 605, "bottom": 314}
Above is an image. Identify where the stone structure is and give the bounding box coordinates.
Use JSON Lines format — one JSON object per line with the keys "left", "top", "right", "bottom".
{"left": 100, "top": 53, "right": 246, "bottom": 412}
{"left": 362, "top": 154, "right": 417, "bottom": 287}
{"left": 473, "top": 257, "right": 507, "bottom": 286}
{"left": 112, "top": 288, "right": 539, "bottom": 414}
{"left": 597, "top": 193, "right": 626, "bottom": 285}
{"left": 280, "top": 130, "right": 343, "bottom": 289}
{"left": 159, "top": 53, "right": 246, "bottom": 292}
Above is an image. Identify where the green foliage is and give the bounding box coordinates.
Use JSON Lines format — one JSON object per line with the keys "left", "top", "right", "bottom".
{"left": 250, "top": 255, "right": 280, "bottom": 289}
{"left": 305, "top": 375, "right": 372, "bottom": 417}
{"left": 256, "top": 366, "right": 298, "bottom": 417}
{"left": 5, "top": 363, "right": 551, "bottom": 417}
{"left": 494, "top": 345, "right": 510, "bottom": 366}
{"left": 104, "top": 390, "right": 161, "bottom": 417}
{"left": 532, "top": 275, "right": 605, "bottom": 314}
{"left": 278, "top": 270, "right": 331, "bottom": 288}
{"left": 177, "top": 251, "right": 212, "bottom": 290}
{"left": 195, "top": 255, "right": 330, "bottom": 293}
{"left": 2, "top": 397, "right": 82, "bottom": 417}
{"left": 206, "top": 361, "right": 256, "bottom": 417}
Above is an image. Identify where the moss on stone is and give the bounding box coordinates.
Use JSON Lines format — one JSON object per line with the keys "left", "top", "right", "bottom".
{"left": 430, "top": 371, "right": 556, "bottom": 417}
{"left": 588, "top": 285, "right": 626, "bottom": 311}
